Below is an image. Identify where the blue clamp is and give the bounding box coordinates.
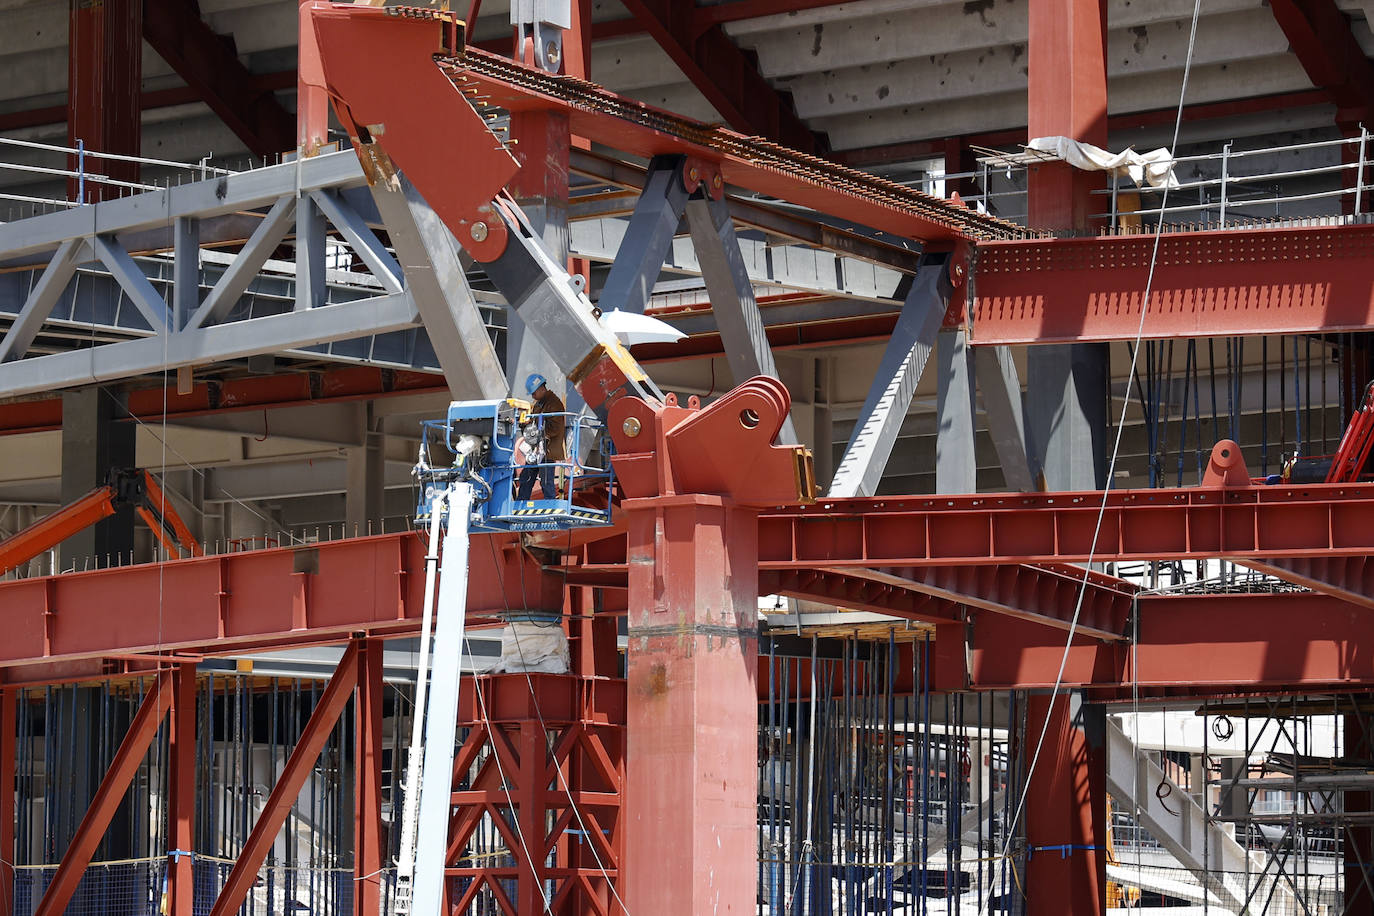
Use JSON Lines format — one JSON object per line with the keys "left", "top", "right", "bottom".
{"left": 1028, "top": 844, "right": 1102, "bottom": 860}
{"left": 166, "top": 849, "right": 194, "bottom": 862}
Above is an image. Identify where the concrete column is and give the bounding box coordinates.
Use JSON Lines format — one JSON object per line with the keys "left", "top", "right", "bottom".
{"left": 345, "top": 403, "right": 385, "bottom": 535}
{"left": 60, "top": 387, "right": 135, "bottom": 570}
{"left": 226, "top": 499, "right": 270, "bottom": 549}
{"left": 624, "top": 495, "right": 758, "bottom": 915}
{"left": 1025, "top": 344, "right": 1110, "bottom": 490}
{"left": 1189, "top": 752, "right": 1207, "bottom": 808}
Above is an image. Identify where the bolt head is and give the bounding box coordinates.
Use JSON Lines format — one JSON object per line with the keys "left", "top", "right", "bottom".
{"left": 622, "top": 417, "right": 642, "bottom": 438}
{"left": 689, "top": 167, "right": 700, "bottom": 182}
{"left": 469, "top": 221, "right": 489, "bottom": 243}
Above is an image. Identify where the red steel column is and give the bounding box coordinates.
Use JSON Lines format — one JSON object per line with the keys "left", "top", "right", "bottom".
{"left": 167, "top": 665, "right": 197, "bottom": 916}
{"left": 1027, "top": 0, "right": 1108, "bottom": 228}
{"left": 1346, "top": 712, "right": 1374, "bottom": 915}
{"left": 1024, "top": 23, "right": 1112, "bottom": 903}
{"left": 297, "top": 0, "right": 330, "bottom": 154}
{"left": 354, "top": 638, "right": 384, "bottom": 916}
{"left": 623, "top": 494, "right": 758, "bottom": 915}
{"left": 1023, "top": 692, "right": 1107, "bottom": 916}
{"left": 517, "top": 719, "right": 545, "bottom": 916}
{"left": 0, "top": 688, "right": 15, "bottom": 916}
{"left": 67, "top": 0, "right": 141, "bottom": 201}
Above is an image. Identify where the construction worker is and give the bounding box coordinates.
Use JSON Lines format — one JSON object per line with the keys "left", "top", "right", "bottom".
{"left": 516, "top": 373, "right": 566, "bottom": 500}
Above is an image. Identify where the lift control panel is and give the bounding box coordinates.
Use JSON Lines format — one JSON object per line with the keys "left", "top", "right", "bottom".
{"left": 415, "top": 398, "right": 614, "bottom": 533}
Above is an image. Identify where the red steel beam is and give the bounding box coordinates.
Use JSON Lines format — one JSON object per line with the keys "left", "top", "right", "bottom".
{"left": 969, "top": 224, "right": 1374, "bottom": 344}
{"left": 142, "top": 0, "right": 295, "bottom": 158}
{"left": 0, "top": 368, "right": 445, "bottom": 437}
{"left": 306, "top": 6, "right": 1018, "bottom": 246}
{"left": 617, "top": 0, "right": 822, "bottom": 153}
{"left": 0, "top": 532, "right": 561, "bottom": 668}
{"left": 1270, "top": 0, "right": 1374, "bottom": 129}
{"left": 210, "top": 642, "right": 360, "bottom": 916}
{"left": 871, "top": 563, "right": 1134, "bottom": 641}
{"left": 1247, "top": 556, "right": 1374, "bottom": 609}
{"left": 965, "top": 592, "right": 1374, "bottom": 691}
{"left": 34, "top": 670, "right": 174, "bottom": 916}
{"left": 448, "top": 47, "right": 1005, "bottom": 244}
{"left": 757, "top": 485, "right": 1374, "bottom": 567}
{"left": 759, "top": 567, "right": 965, "bottom": 624}
{"left": 763, "top": 564, "right": 1135, "bottom": 641}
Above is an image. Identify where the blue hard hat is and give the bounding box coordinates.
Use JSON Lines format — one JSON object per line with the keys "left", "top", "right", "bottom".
{"left": 525, "top": 373, "right": 547, "bottom": 396}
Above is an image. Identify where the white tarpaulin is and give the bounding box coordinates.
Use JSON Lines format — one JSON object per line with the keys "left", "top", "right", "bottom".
{"left": 488, "top": 620, "right": 571, "bottom": 674}
{"left": 1027, "top": 136, "right": 1179, "bottom": 189}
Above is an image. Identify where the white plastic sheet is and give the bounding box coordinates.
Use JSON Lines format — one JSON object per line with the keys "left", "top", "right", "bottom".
{"left": 1026, "top": 136, "right": 1179, "bottom": 189}
{"left": 489, "top": 620, "right": 571, "bottom": 674}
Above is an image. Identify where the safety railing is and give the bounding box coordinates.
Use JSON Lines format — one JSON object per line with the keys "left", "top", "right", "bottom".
{"left": 920, "top": 131, "right": 1374, "bottom": 233}
{"left": 1096, "top": 128, "right": 1374, "bottom": 230}
{"left": 0, "top": 135, "right": 242, "bottom": 214}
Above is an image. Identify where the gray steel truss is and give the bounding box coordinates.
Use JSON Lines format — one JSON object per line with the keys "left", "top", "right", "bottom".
{"left": 827, "top": 255, "right": 950, "bottom": 499}
{"left": 363, "top": 174, "right": 507, "bottom": 400}
{"left": 594, "top": 155, "right": 693, "bottom": 316}
{"left": 571, "top": 211, "right": 907, "bottom": 305}
{"left": 685, "top": 193, "right": 798, "bottom": 443}
{"left": 829, "top": 261, "right": 1036, "bottom": 498}
{"left": 0, "top": 150, "right": 505, "bottom": 399}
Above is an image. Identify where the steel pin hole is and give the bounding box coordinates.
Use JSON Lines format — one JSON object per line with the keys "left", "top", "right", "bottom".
{"left": 739, "top": 408, "right": 760, "bottom": 429}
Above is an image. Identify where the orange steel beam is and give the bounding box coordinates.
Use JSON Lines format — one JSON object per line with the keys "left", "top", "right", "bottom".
{"left": 969, "top": 224, "right": 1374, "bottom": 344}
{"left": 136, "top": 470, "right": 203, "bottom": 558}
{"left": 0, "top": 469, "right": 203, "bottom": 577}
{"left": 0, "top": 486, "right": 116, "bottom": 577}
{"left": 0, "top": 532, "right": 560, "bottom": 667}
{"left": 34, "top": 670, "right": 175, "bottom": 916}
{"left": 209, "top": 642, "right": 361, "bottom": 916}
